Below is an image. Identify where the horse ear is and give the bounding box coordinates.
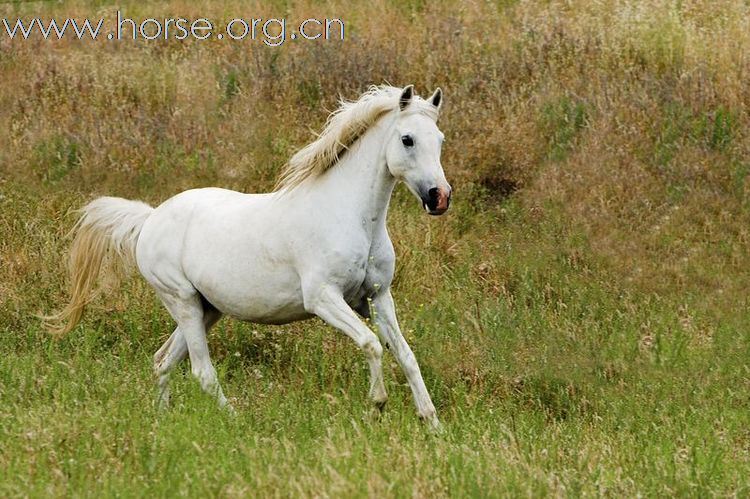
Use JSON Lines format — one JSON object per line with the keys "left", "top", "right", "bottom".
{"left": 399, "top": 85, "right": 414, "bottom": 111}
{"left": 428, "top": 87, "right": 443, "bottom": 110}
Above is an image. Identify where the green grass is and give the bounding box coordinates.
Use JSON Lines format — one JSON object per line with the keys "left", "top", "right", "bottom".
{"left": 31, "top": 135, "right": 82, "bottom": 184}
{"left": 541, "top": 97, "right": 588, "bottom": 162}
{"left": 2, "top": 185, "right": 749, "bottom": 497}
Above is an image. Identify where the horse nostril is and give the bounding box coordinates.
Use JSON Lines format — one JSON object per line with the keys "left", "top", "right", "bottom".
{"left": 425, "top": 188, "right": 440, "bottom": 211}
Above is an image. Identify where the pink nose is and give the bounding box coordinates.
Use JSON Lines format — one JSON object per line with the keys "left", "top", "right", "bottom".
{"left": 435, "top": 188, "right": 450, "bottom": 214}
{"left": 424, "top": 186, "right": 451, "bottom": 215}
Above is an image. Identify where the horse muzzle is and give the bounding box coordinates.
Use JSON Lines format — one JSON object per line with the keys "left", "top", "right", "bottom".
{"left": 421, "top": 186, "right": 451, "bottom": 216}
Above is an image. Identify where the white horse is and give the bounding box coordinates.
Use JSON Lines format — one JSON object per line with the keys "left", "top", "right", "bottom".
{"left": 46, "top": 85, "right": 451, "bottom": 429}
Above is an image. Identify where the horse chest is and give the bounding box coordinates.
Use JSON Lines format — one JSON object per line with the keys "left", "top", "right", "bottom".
{"left": 338, "top": 246, "right": 393, "bottom": 306}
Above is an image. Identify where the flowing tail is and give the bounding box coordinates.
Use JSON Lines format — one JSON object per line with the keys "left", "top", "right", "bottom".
{"left": 44, "top": 196, "right": 154, "bottom": 336}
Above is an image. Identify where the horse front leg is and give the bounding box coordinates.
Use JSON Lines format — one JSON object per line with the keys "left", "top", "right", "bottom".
{"left": 305, "top": 285, "right": 388, "bottom": 410}
{"left": 370, "top": 289, "right": 440, "bottom": 430}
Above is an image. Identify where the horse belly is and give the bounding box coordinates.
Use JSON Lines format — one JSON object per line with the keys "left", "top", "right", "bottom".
{"left": 192, "top": 264, "right": 311, "bottom": 324}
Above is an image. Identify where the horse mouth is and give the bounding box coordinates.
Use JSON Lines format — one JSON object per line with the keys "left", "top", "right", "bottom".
{"left": 423, "top": 201, "right": 448, "bottom": 216}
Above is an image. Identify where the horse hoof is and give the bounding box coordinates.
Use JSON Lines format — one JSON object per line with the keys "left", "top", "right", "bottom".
{"left": 220, "top": 399, "right": 238, "bottom": 416}
{"left": 365, "top": 406, "right": 383, "bottom": 424}
{"left": 428, "top": 418, "right": 444, "bottom": 434}
{"left": 420, "top": 414, "right": 443, "bottom": 434}
{"left": 156, "top": 394, "right": 170, "bottom": 411}
{"left": 374, "top": 398, "right": 388, "bottom": 412}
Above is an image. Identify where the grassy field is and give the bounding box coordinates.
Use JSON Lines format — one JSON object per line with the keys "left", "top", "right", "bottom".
{"left": 2, "top": 0, "right": 750, "bottom": 496}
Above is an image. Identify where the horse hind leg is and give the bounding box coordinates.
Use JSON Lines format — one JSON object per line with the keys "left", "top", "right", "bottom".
{"left": 154, "top": 288, "right": 230, "bottom": 410}
{"left": 154, "top": 328, "right": 183, "bottom": 409}
{"left": 153, "top": 306, "right": 222, "bottom": 409}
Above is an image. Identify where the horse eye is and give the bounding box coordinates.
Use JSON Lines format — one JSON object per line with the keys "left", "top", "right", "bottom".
{"left": 401, "top": 135, "right": 414, "bottom": 147}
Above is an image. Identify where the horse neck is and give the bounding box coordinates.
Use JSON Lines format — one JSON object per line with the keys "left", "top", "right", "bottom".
{"left": 310, "top": 115, "right": 397, "bottom": 225}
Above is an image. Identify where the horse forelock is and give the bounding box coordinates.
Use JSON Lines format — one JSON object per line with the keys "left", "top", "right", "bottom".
{"left": 402, "top": 97, "right": 440, "bottom": 121}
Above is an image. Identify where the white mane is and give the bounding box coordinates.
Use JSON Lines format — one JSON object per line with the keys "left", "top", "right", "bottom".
{"left": 275, "top": 85, "right": 438, "bottom": 191}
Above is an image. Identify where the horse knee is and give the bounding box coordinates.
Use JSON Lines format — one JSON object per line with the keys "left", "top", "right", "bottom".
{"left": 362, "top": 337, "right": 383, "bottom": 360}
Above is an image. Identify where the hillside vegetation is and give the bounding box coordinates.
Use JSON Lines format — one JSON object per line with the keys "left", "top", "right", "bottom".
{"left": 1, "top": 0, "right": 749, "bottom": 496}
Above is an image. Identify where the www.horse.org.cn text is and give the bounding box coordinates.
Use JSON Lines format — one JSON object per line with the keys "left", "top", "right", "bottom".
{"left": 1, "top": 11, "right": 346, "bottom": 46}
